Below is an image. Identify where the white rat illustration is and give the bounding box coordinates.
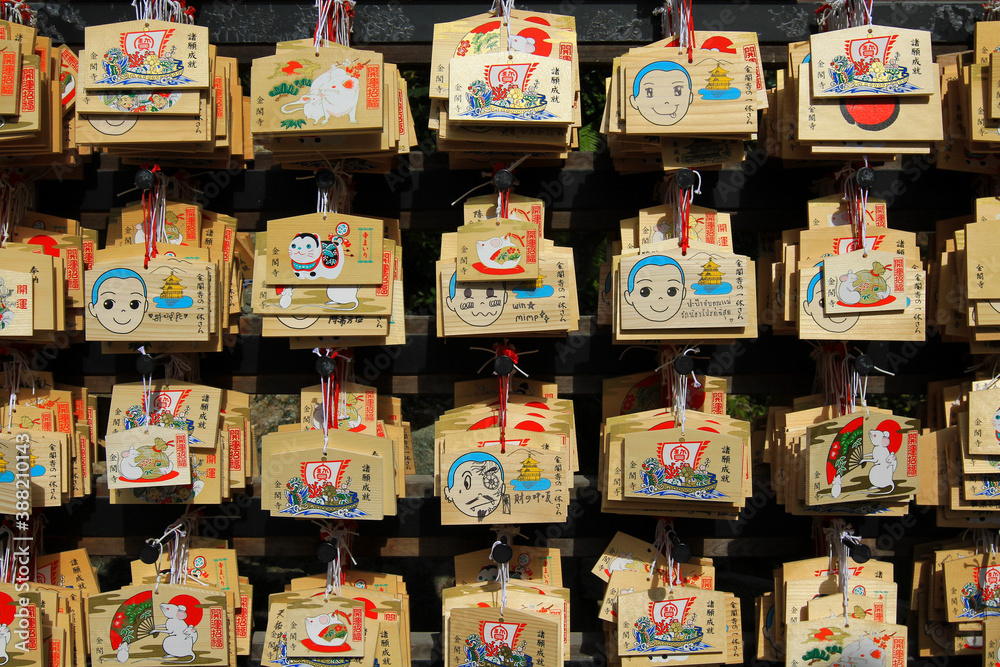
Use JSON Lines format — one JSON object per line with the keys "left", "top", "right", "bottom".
{"left": 277, "top": 286, "right": 294, "bottom": 309}
{"left": 833, "top": 420, "right": 902, "bottom": 500}
{"left": 157, "top": 603, "right": 198, "bottom": 663}
{"left": 864, "top": 427, "right": 898, "bottom": 493}
{"left": 831, "top": 636, "right": 883, "bottom": 667}
{"left": 305, "top": 612, "right": 351, "bottom": 648}
{"left": 119, "top": 447, "right": 144, "bottom": 481}
{"left": 325, "top": 285, "right": 359, "bottom": 308}
{"left": 476, "top": 235, "right": 520, "bottom": 269}
{"left": 0, "top": 623, "right": 10, "bottom": 665}
{"left": 281, "top": 64, "right": 360, "bottom": 125}
{"left": 838, "top": 270, "right": 862, "bottom": 305}
{"left": 606, "top": 552, "right": 635, "bottom": 574}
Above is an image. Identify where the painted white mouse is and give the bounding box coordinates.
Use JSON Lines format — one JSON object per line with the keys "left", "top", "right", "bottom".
{"left": 159, "top": 602, "right": 197, "bottom": 663}
{"left": 837, "top": 270, "right": 862, "bottom": 305}
{"left": 118, "top": 447, "right": 144, "bottom": 481}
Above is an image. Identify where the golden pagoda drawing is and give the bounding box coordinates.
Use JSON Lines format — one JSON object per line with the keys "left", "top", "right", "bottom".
{"left": 517, "top": 455, "right": 543, "bottom": 482}
{"left": 160, "top": 271, "right": 185, "bottom": 300}
{"left": 692, "top": 257, "right": 734, "bottom": 295}
{"left": 154, "top": 270, "right": 195, "bottom": 308}
{"left": 698, "top": 260, "right": 724, "bottom": 286}
{"left": 705, "top": 65, "right": 733, "bottom": 92}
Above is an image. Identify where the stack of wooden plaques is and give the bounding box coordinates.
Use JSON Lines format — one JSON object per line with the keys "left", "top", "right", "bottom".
{"left": 929, "top": 198, "right": 1000, "bottom": 345}
{"left": 0, "top": 19, "right": 85, "bottom": 169}
{"left": 429, "top": 9, "right": 581, "bottom": 167}
{"left": 84, "top": 200, "right": 251, "bottom": 350}
{"left": 260, "top": 379, "right": 407, "bottom": 521}
{"left": 909, "top": 537, "right": 1000, "bottom": 656}
{"left": 764, "top": 398, "right": 921, "bottom": 516}
{"left": 435, "top": 194, "right": 579, "bottom": 337}
{"left": 250, "top": 39, "right": 417, "bottom": 172}
{"left": 434, "top": 377, "right": 578, "bottom": 525}
{"left": 101, "top": 380, "right": 255, "bottom": 505}
{"left": 934, "top": 23, "right": 1000, "bottom": 174}
{"left": 75, "top": 18, "right": 249, "bottom": 168}
{"left": 0, "top": 369, "right": 98, "bottom": 508}
{"left": 602, "top": 366, "right": 729, "bottom": 422}
{"left": 598, "top": 405, "right": 752, "bottom": 520}
{"left": 603, "top": 31, "right": 767, "bottom": 173}
{"left": 0, "top": 548, "right": 99, "bottom": 666}
{"left": 763, "top": 192, "right": 926, "bottom": 341}
{"left": 0, "top": 208, "right": 96, "bottom": 342}
{"left": 253, "top": 212, "right": 403, "bottom": 347}
{"left": 916, "top": 377, "right": 1000, "bottom": 526}
{"left": 89, "top": 534, "right": 252, "bottom": 662}
{"left": 453, "top": 540, "right": 562, "bottom": 586}
{"left": 765, "top": 25, "right": 942, "bottom": 162}
{"left": 262, "top": 568, "right": 410, "bottom": 665}
{"left": 755, "top": 555, "right": 905, "bottom": 665}
{"left": 609, "top": 207, "right": 757, "bottom": 342}
{"left": 593, "top": 531, "right": 742, "bottom": 666}
{"left": 442, "top": 551, "right": 570, "bottom": 667}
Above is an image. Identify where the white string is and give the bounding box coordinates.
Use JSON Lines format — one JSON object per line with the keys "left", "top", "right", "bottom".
{"left": 489, "top": 540, "right": 510, "bottom": 610}
{"left": 138, "top": 347, "right": 152, "bottom": 434}
{"left": 132, "top": 0, "right": 194, "bottom": 23}
{"left": 313, "top": 348, "right": 332, "bottom": 453}
{"left": 824, "top": 519, "right": 861, "bottom": 626}
{"left": 0, "top": 525, "right": 11, "bottom": 584}
{"left": 320, "top": 521, "right": 358, "bottom": 602}
{"left": 490, "top": 0, "right": 515, "bottom": 53}
{"left": 988, "top": 0, "right": 1000, "bottom": 20}
{"left": 647, "top": 519, "right": 669, "bottom": 583}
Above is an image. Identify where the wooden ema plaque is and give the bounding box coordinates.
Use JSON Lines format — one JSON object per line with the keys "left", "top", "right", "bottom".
{"left": 84, "top": 256, "right": 213, "bottom": 342}
{"left": 266, "top": 214, "right": 384, "bottom": 286}
{"left": 785, "top": 618, "right": 907, "bottom": 667}
{"left": 618, "top": 249, "right": 750, "bottom": 330}
{"left": 822, "top": 249, "right": 907, "bottom": 315}
{"left": 449, "top": 53, "right": 574, "bottom": 125}
{"left": 622, "top": 428, "right": 743, "bottom": 503}
{"left": 805, "top": 413, "right": 919, "bottom": 506}
{"left": 286, "top": 596, "right": 367, "bottom": 659}
{"left": 616, "top": 586, "right": 726, "bottom": 658}
{"left": 104, "top": 425, "right": 192, "bottom": 490}
{"left": 447, "top": 606, "right": 560, "bottom": 667}
{"left": 622, "top": 52, "right": 754, "bottom": 135}
{"left": 456, "top": 219, "right": 539, "bottom": 282}
{"left": 440, "top": 429, "right": 568, "bottom": 525}
{"left": 88, "top": 584, "right": 228, "bottom": 664}
{"left": 82, "top": 21, "right": 210, "bottom": 90}
{"left": 250, "top": 46, "right": 384, "bottom": 134}
{"left": 809, "top": 25, "right": 935, "bottom": 98}
{"left": 796, "top": 63, "right": 942, "bottom": 143}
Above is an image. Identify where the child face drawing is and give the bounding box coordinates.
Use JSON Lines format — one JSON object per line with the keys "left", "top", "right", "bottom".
{"left": 802, "top": 268, "right": 858, "bottom": 334}
{"left": 629, "top": 65, "right": 694, "bottom": 127}
{"left": 623, "top": 261, "right": 686, "bottom": 322}
{"left": 446, "top": 274, "right": 507, "bottom": 327}
{"left": 444, "top": 454, "right": 504, "bottom": 520}
{"left": 88, "top": 271, "right": 148, "bottom": 334}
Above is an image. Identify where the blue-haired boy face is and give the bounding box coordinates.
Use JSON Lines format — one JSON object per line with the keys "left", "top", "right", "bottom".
{"left": 623, "top": 255, "right": 686, "bottom": 323}
{"left": 444, "top": 452, "right": 504, "bottom": 520}
{"left": 629, "top": 61, "right": 694, "bottom": 127}
{"left": 88, "top": 268, "right": 148, "bottom": 335}
{"left": 445, "top": 272, "right": 507, "bottom": 328}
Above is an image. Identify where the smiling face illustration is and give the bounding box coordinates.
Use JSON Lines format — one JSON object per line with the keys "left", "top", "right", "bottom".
{"left": 623, "top": 256, "right": 687, "bottom": 322}
{"left": 444, "top": 452, "right": 504, "bottom": 520}
{"left": 802, "top": 265, "right": 859, "bottom": 334}
{"left": 446, "top": 272, "right": 507, "bottom": 327}
{"left": 629, "top": 62, "right": 694, "bottom": 127}
{"left": 88, "top": 269, "right": 148, "bottom": 334}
